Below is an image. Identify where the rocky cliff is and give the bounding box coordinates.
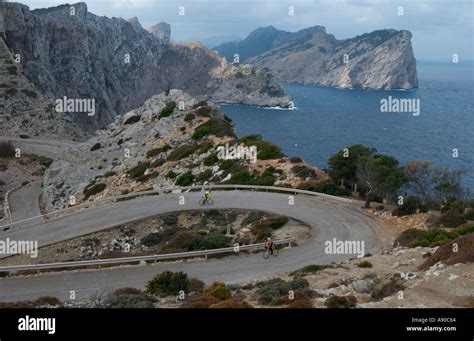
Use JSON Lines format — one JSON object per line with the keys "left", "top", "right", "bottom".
{"left": 215, "top": 26, "right": 418, "bottom": 90}
{"left": 0, "top": 2, "right": 290, "bottom": 132}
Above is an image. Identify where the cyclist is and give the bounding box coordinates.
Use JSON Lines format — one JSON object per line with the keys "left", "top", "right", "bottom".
{"left": 202, "top": 189, "right": 211, "bottom": 204}
{"left": 264, "top": 237, "right": 274, "bottom": 255}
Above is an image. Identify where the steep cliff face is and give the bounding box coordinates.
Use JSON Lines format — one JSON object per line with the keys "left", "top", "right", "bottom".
{"left": 215, "top": 26, "right": 418, "bottom": 90}
{"left": 0, "top": 2, "right": 289, "bottom": 131}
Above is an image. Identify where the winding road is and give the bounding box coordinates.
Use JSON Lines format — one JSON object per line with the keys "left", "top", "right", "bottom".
{"left": 0, "top": 190, "right": 381, "bottom": 302}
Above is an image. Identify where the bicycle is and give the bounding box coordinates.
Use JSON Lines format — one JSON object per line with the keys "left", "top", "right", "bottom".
{"left": 199, "top": 198, "right": 214, "bottom": 206}
{"left": 263, "top": 244, "right": 278, "bottom": 259}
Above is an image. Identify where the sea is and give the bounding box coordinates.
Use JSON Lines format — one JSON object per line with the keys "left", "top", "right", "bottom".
{"left": 222, "top": 61, "right": 474, "bottom": 191}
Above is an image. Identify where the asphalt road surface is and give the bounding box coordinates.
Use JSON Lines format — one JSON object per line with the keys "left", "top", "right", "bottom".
{"left": 0, "top": 190, "right": 381, "bottom": 302}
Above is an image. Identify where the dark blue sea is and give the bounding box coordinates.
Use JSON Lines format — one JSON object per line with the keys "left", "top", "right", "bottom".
{"left": 222, "top": 61, "right": 474, "bottom": 190}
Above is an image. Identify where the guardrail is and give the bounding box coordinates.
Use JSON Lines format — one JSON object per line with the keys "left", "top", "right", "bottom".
{"left": 0, "top": 237, "right": 295, "bottom": 272}
{"left": 0, "top": 184, "right": 353, "bottom": 232}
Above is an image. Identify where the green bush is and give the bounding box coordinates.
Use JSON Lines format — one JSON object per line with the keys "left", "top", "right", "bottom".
{"left": 357, "top": 261, "right": 373, "bottom": 268}
{"left": 136, "top": 171, "right": 159, "bottom": 183}
{"left": 239, "top": 134, "right": 283, "bottom": 160}
{"left": 165, "top": 170, "right": 177, "bottom": 179}
{"left": 83, "top": 183, "right": 106, "bottom": 199}
{"left": 292, "top": 165, "right": 316, "bottom": 179}
{"left": 0, "top": 141, "right": 15, "bottom": 158}
{"left": 146, "top": 271, "right": 189, "bottom": 296}
{"left": 146, "top": 145, "right": 171, "bottom": 158}
{"left": 124, "top": 115, "right": 140, "bottom": 125}
{"left": 441, "top": 198, "right": 464, "bottom": 214}
{"left": 158, "top": 101, "right": 177, "bottom": 119}
{"left": 150, "top": 158, "right": 166, "bottom": 168}
{"left": 192, "top": 118, "right": 234, "bottom": 140}
{"left": 127, "top": 162, "right": 150, "bottom": 179}
{"left": 176, "top": 171, "right": 194, "bottom": 186}
{"left": 141, "top": 228, "right": 178, "bottom": 247}
{"left": 184, "top": 113, "right": 195, "bottom": 122}
{"left": 204, "top": 152, "right": 219, "bottom": 166}
{"left": 103, "top": 171, "right": 117, "bottom": 177}
{"left": 105, "top": 289, "right": 156, "bottom": 308}
{"left": 256, "top": 278, "right": 309, "bottom": 306}
{"left": 7, "top": 66, "right": 17, "bottom": 75}
{"left": 197, "top": 169, "right": 212, "bottom": 182}
{"left": 198, "top": 141, "right": 214, "bottom": 154}
{"left": 392, "top": 196, "right": 427, "bottom": 216}
{"left": 394, "top": 225, "right": 474, "bottom": 248}
{"left": 167, "top": 144, "right": 198, "bottom": 161}
{"left": 90, "top": 142, "right": 101, "bottom": 151}
{"left": 436, "top": 210, "right": 466, "bottom": 228}
{"left": 203, "top": 282, "right": 232, "bottom": 301}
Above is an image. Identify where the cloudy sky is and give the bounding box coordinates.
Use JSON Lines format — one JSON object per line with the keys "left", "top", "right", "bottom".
{"left": 18, "top": 0, "right": 474, "bottom": 61}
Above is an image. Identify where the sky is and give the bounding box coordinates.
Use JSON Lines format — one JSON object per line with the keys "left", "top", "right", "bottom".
{"left": 15, "top": 0, "right": 474, "bottom": 61}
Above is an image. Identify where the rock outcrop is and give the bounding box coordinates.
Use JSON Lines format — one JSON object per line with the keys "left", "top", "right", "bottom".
{"left": 214, "top": 26, "right": 418, "bottom": 90}
{"left": 149, "top": 22, "right": 171, "bottom": 44}
{"left": 0, "top": 2, "right": 290, "bottom": 132}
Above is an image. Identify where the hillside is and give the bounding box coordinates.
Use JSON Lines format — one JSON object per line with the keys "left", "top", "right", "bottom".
{"left": 41, "top": 90, "right": 327, "bottom": 211}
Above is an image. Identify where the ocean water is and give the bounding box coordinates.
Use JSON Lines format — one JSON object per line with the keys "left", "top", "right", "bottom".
{"left": 222, "top": 61, "right": 474, "bottom": 190}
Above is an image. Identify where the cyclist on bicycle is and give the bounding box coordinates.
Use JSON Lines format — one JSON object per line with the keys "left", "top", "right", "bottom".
{"left": 202, "top": 190, "right": 211, "bottom": 204}
{"left": 264, "top": 237, "right": 274, "bottom": 255}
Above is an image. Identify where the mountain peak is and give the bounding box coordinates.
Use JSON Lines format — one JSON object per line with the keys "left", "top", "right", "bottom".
{"left": 149, "top": 22, "right": 171, "bottom": 44}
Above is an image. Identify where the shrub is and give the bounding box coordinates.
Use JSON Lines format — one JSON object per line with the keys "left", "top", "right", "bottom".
{"left": 146, "top": 145, "right": 172, "bottom": 158}
{"left": 141, "top": 228, "right": 178, "bottom": 247}
{"left": 83, "top": 183, "right": 106, "bottom": 199}
{"left": 113, "top": 288, "right": 143, "bottom": 296}
{"left": 103, "top": 171, "right": 117, "bottom": 177}
{"left": 5, "top": 88, "right": 17, "bottom": 97}
{"left": 165, "top": 170, "right": 177, "bottom": 179}
{"left": 198, "top": 141, "right": 214, "bottom": 154}
{"left": 204, "top": 152, "right": 219, "bottom": 166}
{"left": 127, "top": 162, "right": 150, "bottom": 179}
{"left": 90, "top": 142, "right": 101, "bottom": 151}
{"left": 197, "top": 169, "right": 212, "bottom": 182}
{"left": 167, "top": 144, "right": 198, "bottom": 161}
{"left": 357, "top": 261, "right": 373, "bottom": 268}
{"left": 7, "top": 65, "right": 17, "bottom": 75}
{"left": 158, "top": 101, "right": 177, "bottom": 119}
{"left": 146, "top": 271, "right": 190, "bottom": 296}
{"left": 324, "top": 295, "right": 357, "bottom": 308}
{"left": 188, "top": 278, "right": 205, "bottom": 293}
{"left": 292, "top": 165, "right": 316, "bottom": 179}
{"left": 124, "top": 115, "right": 140, "bottom": 125}
{"left": 192, "top": 118, "right": 234, "bottom": 140}
{"left": 0, "top": 141, "right": 15, "bottom": 158}
{"left": 419, "top": 232, "right": 474, "bottom": 270}
{"left": 436, "top": 210, "right": 466, "bottom": 228}
{"left": 394, "top": 225, "right": 474, "bottom": 248}
{"left": 256, "top": 278, "right": 309, "bottom": 305}
{"left": 151, "top": 158, "right": 166, "bottom": 168}
{"left": 240, "top": 134, "right": 283, "bottom": 160}
{"left": 184, "top": 113, "right": 195, "bottom": 122}
{"left": 34, "top": 296, "right": 62, "bottom": 307}
{"left": 0, "top": 271, "right": 9, "bottom": 278}
{"left": 210, "top": 299, "right": 250, "bottom": 308}
{"left": 176, "top": 171, "right": 194, "bottom": 186}
{"left": 289, "top": 156, "right": 303, "bottom": 163}
{"left": 441, "top": 198, "right": 464, "bottom": 214}
{"left": 392, "top": 196, "right": 427, "bottom": 216}
{"left": 21, "top": 88, "right": 38, "bottom": 98}
{"left": 182, "top": 296, "right": 219, "bottom": 308}
{"left": 106, "top": 292, "right": 156, "bottom": 308}
{"left": 203, "top": 282, "right": 232, "bottom": 301}
{"left": 371, "top": 278, "right": 405, "bottom": 301}
{"left": 136, "top": 171, "right": 159, "bottom": 183}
